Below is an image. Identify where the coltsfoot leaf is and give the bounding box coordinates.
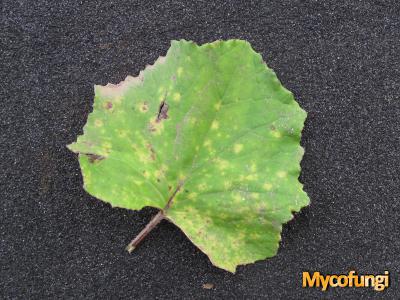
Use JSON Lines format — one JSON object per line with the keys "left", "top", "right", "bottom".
{"left": 68, "top": 40, "right": 309, "bottom": 272}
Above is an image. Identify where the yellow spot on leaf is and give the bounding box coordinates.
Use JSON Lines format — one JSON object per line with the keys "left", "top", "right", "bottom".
{"left": 177, "top": 67, "right": 183, "bottom": 77}
{"left": 114, "top": 97, "right": 122, "bottom": 104}
{"left": 233, "top": 193, "right": 242, "bottom": 203}
{"left": 94, "top": 119, "right": 103, "bottom": 127}
{"left": 211, "top": 120, "right": 219, "bottom": 130}
{"left": 216, "top": 158, "right": 229, "bottom": 170}
{"left": 189, "top": 117, "right": 197, "bottom": 125}
{"left": 203, "top": 139, "right": 212, "bottom": 147}
{"left": 234, "top": 143, "right": 243, "bottom": 154}
{"left": 138, "top": 151, "right": 150, "bottom": 164}
{"left": 245, "top": 174, "right": 257, "bottom": 181}
{"left": 117, "top": 129, "right": 128, "bottom": 137}
{"left": 154, "top": 170, "right": 162, "bottom": 178}
{"left": 188, "top": 192, "right": 198, "bottom": 200}
{"left": 251, "top": 193, "right": 260, "bottom": 199}
{"left": 149, "top": 119, "right": 164, "bottom": 135}
{"left": 102, "top": 142, "right": 112, "bottom": 152}
{"left": 214, "top": 101, "right": 222, "bottom": 111}
{"left": 224, "top": 181, "right": 232, "bottom": 189}
{"left": 173, "top": 92, "right": 181, "bottom": 102}
{"left": 139, "top": 102, "right": 148, "bottom": 112}
{"left": 272, "top": 131, "right": 282, "bottom": 138}
{"left": 197, "top": 183, "right": 206, "bottom": 191}
{"left": 263, "top": 183, "right": 273, "bottom": 191}
{"left": 277, "top": 171, "right": 287, "bottom": 178}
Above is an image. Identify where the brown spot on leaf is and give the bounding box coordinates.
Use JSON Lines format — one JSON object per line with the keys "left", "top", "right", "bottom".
{"left": 146, "top": 143, "right": 156, "bottom": 161}
{"left": 105, "top": 101, "right": 113, "bottom": 110}
{"left": 141, "top": 102, "right": 149, "bottom": 112}
{"left": 156, "top": 100, "right": 169, "bottom": 122}
{"left": 87, "top": 154, "right": 105, "bottom": 164}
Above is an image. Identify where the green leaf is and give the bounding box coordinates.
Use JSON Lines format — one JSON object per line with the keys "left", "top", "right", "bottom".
{"left": 68, "top": 40, "right": 309, "bottom": 273}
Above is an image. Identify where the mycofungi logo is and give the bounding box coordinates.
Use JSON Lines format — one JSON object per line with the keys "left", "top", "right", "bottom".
{"left": 302, "top": 271, "right": 390, "bottom": 292}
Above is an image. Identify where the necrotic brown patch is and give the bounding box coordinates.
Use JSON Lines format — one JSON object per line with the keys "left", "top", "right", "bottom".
{"left": 156, "top": 101, "right": 169, "bottom": 122}
{"left": 86, "top": 154, "right": 105, "bottom": 163}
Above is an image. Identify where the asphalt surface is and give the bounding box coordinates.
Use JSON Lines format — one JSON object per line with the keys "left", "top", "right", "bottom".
{"left": 1, "top": 1, "right": 400, "bottom": 299}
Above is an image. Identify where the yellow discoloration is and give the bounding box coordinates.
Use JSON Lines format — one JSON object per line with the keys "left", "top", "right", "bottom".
{"left": 117, "top": 129, "right": 128, "bottom": 138}
{"left": 113, "top": 96, "right": 122, "bottom": 104}
{"left": 251, "top": 193, "right": 260, "bottom": 199}
{"left": 272, "top": 131, "right": 282, "bottom": 138}
{"left": 233, "top": 193, "right": 242, "bottom": 203}
{"left": 219, "top": 213, "right": 229, "bottom": 220}
{"left": 83, "top": 173, "right": 91, "bottom": 186}
{"left": 138, "top": 151, "right": 151, "bottom": 164}
{"left": 154, "top": 170, "right": 162, "bottom": 178}
{"left": 263, "top": 183, "right": 273, "bottom": 191}
{"left": 178, "top": 172, "right": 186, "bottom": 181}
{"left": 189, "top": 117, "right": 197, "bottom": 125}
{"left": 211, "top": 120, "right": 219, "bottom": 130}
{"left": 245, "top": 174, "right": 257, "bottom": 181}
{"left": 250, "top": 162, "right": 257, "bottom": 172}
{"left": 188, "top": 192, "right": 198, "bottom": 200}
{"left": 143, "top": 170, "right": 150, "bottom": 179}
{"left": 233, "top": 143, "right": 243, "bottom": 154}
{"left": 94, "top": 119, "right": 103, "bottom": 127}
{"left": 102, "top": 142, "right": 112, "bottom": 152}
{"left": 173, "top": 92, "right": 181, "bottom": 102}
{"left": 216, "top": 158, "right": 229, "bottom": 170}
{"left": 102, "top": 101, "right": 114, "bottom": 110}
{"left": 224, "top": 180, "right": 232, "bottom": 189}
{"left": 203, "top": 139, "right": 212, "bottom": 147}
{"left": 214, "top": 101, "right": 222, "bottom": 111}
{"left": 158, "top": 86, "right": 165, "bottom": 93}
{"left": 133, "top": 180, "right": 143, "bottom": 186}
{"left": 197, "top": 183, "right": 207, "bottom": 191}
{"left": 177, "top": 67, "right": 183, "bottom": 77}
{"left": 185, "top": 206, "right": 197, "bottom": 214}
{"left": 139, "top": 102, "right": 148, "bottom": 112}
{"left": 149, "top": 119, "right": 164, "bottom": 135}
{"left": 277, "top": 171, "right": 287, "bottom": 178}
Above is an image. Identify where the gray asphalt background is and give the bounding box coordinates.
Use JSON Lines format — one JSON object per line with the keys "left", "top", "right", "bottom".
{"left": 1, "top": 1, "right": 400, "bottom": 299}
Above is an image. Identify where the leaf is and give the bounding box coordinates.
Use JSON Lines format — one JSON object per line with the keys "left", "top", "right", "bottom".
{"left": 68, "top": 40, "right": 309, "bottom": 273}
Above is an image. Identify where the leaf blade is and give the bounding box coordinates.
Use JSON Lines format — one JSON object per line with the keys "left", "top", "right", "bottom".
{"left": 69, "top": 39, "right": 309, "bottom": 272}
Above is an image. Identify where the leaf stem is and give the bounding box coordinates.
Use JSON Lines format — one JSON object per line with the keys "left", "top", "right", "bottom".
{"left": 126, "top": 210, "right": 165, "bottom": 253}
{"left": 126, "top": 183, "right": 183, "bottom": 253}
